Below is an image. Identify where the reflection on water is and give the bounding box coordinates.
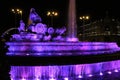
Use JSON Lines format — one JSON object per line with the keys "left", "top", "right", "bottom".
{"left": 10, "top": 60, "right": 120, "bottom": 80}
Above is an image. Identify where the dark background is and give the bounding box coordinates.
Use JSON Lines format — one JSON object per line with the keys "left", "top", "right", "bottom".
{"left": 0, "top": 0, "right": 120, "bottom": 35}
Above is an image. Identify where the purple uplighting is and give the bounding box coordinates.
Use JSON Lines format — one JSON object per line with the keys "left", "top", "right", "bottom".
{"left": 10, "top": 60, "right": 120, "bottom": 80}
{"left": 6, "top": 42, "right": 120, "bottom": 56}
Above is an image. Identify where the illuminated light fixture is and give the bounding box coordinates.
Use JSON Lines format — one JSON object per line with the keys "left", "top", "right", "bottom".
{"left": 79, "top": 17, "right": 82, "bottom": 20}
{"left": 26, "top": 53, "right": 30, "bottom": 55}
{"left": 19, "top": 10, "right": 22, "bottom": 14}
{"left": 114, "top": 69, "right": 119, "bottom": 72}
{"left": 21, "top": 78, "right": 26, "bottom": 80}
{"left": 49, "top": 78, "right": 56, "bottom": 80}
{"left": 35, "top": 76, "right": 39, "bottom": 80}
{"left": 64, "top": 77, "right": 69, "bottom": 80}
{"left": 88, "top": 74, "right": 93, "bottom": 77}
{"left": 99, "top": 72, "right": 103, "bottom": 76}
{"left": 82, "top": 16, "right": 85, "bottom": 19}
{"left": 17, "top": 9, "right": 20, "bottom": 12}
{"left": 86, "top": 16, "right": 89, "bottom": 19}
{"left": 78, "top": 75, "right": 83, "bottom": 78}
{"left": 52, "top": 11, "right": 55, "bottom": 14}
{"left": 79, "top": 15, "right": 90, "bottom": 20}
{"left": 12, "top": 9, "right": 15, "bottom": 12}
{"left": 107, "top": 71, "right": 112, "bottom": 74}
{"left": 47, "top": 11, "right": 51, "bottom": 16}
{"left": 11, "top": 78, "right": 14, "bottom": 80}
{"left": 36, "top": 78, "right": 39, "bottom": 80}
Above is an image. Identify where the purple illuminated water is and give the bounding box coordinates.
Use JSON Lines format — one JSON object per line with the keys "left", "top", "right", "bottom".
{"left": 6, "top": 41, "right": 120, "bottom": 80}
{"left": 10, "top": 60, "right": 120, "bottom": 80}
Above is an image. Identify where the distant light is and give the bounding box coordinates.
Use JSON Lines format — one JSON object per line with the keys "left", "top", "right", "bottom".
{"left": 19, "top": 10, "right": 22, "bottom": 14}
{"left": 21, "top": 78, "right": 26, "bottom": 80}
{"left": 88, "top": 74, "right": 93, "bottom": 77}
{"left": 47, "top": 11, "right": 58, "bottom": 16}
{"left": 54, "top": 12, "right": 58, "bottom": 16}
{"left": 114, "top": 69, "right": 119, "bottom": 72}
{"left": 66, "top": 38, "right": 78, "bottom": 42}
{"left": 49, "top": 78, "right": 56, "bottom": 80}
{"left": 11, "top": 8, "right": 22, "bottom": 15}
{"left": 79, "top": 16, "right": 90, "bottom": 20}
{"left": 99, "top": 72, "right": 103, "bottom": 76}
{"left": 107, "top": 71, "right": 112, "bottom": 74}
{"left": 26, "top": 53, "right": 30, "bottom": 55}
{"left": 47, "top": 11, "right": 51, "bottom": 16}
{"left": 86, "top": 16, "right": 89, "bottom": 19}
{"left": 36, "top": 78, "right": 39, "bottom": 80}
{"left": 11, "top": 78, "right": 14, "bottom": 80}
{"left": 82, "top": 16, "right": 85, "bottom": 19}
{"left": 80, "top": 17, "right": 82, "bottom": 20}
{"left": 17, "top": 9, "right": 20, "bottom": 12}
{"left": 52, "top": 11, "right": 55, "bottom": 14}
{"left": 78, "top": 75, "right": 83, "bottom": 78}
{"left": 64, "top": 77, "right": 68, "bottom": 80}
{"left": 12, "top": 9, "right": 15, "bottom": 12}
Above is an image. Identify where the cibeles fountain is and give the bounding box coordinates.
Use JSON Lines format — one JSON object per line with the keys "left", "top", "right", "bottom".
{"left": 6, "top": 0, "right": 120, "bottom": 80}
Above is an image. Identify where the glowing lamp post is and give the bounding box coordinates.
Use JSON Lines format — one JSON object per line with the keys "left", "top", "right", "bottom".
{"left": 79, "top": 16, "right": 90, "bottom": 41}
{"left": 11, "top": 8, "right": 23, "bottom": 27}
{"left": 79, "top": 16, "right": 89, "bottom": 25}
{"left": 19, "top": 10, "right": 22, "bottom": 20}
{"left": 47, "top": 11, "right": 58, "bottom": 26}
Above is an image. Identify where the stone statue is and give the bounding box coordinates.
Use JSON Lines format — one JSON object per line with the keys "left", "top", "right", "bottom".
{"left": 28, "top": 8, "right": 42, "bottom": 25}
{"left": 55, "top": 26, "right": 66, "bottom": 36}
{"left": 18, "top": 20, "right": 25, "bottom": 32}
{"left": 27, "top": 23, "right": 36, "bottom": 33}
{"left": 53, "top": 26, "right": 66, "bottom": 41}
{"left": 34, "top": 23, "right": 47, "bottom": 34}
{"left": 48, "top": 27, "right": 54, "bottom": 35}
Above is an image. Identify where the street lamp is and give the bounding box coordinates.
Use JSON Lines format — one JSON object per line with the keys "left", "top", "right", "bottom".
{"left": 19, "top": 10, "right": 22, "bottom": 20}
{"left": 79, "top": 16, "right": 90, "bottom": 41}
{"left": 79, "top": 16, "right": 89, "bottom": 25}
{"left": 47, "top": 11, "right": 58, "bottom": 26}
{"left": 12, "top": 8, "right": 22, "bottom": 20}
{"left": 11, "top": 8, "right": 23, "bottom": 27}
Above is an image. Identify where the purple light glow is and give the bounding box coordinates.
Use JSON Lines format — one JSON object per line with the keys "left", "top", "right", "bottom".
{"left": 99, "top": 72, "right": 103, "bottom": 76}
{"left": 114, "top": 69, "right": 119, "bottom": 72}
{"left": 49, "top": 78, "right": 56, "bottom": 80}
{"left": 6, "top": 42, "right": 120, "bottom": 56}
{"left": 88, "top": 74, "right": 93, "bottom": 77}
{"left": 10, "top": 60, "right": 120, "bottom": 80}
{"left": 107, "top": 71, "right": 112, "bottom": 74}
{"left": 78, "top": 75, "right": 83, "bottom": 78}
{"left": 66, "top": 37, "right": 79, "bottom": 42}
{"left": 64, "top": 77, "right": 69, "bottom": 80}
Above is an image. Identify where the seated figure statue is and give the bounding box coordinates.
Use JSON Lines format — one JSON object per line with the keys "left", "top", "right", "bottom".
{"left": 27, "top": 23, "right": 35, "bottom": 33}
{"left": 18, "top": 20, "right": 25, "bottom": 32}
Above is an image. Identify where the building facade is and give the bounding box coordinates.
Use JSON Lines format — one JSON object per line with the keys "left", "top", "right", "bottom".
{"left": 78, "top": 17, "right": 120, "bottom": 44}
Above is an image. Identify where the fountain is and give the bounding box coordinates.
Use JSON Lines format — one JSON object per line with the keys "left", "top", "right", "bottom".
{"left": 67, "top": 0, "right": 78, "bottom": 41}
{"left": 4, "top": 0, "right": 120, "bottom": 80}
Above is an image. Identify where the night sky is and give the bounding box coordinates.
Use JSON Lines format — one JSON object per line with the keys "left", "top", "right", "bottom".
{"left": 0, "top": 0, "right": 120, "bottom": 35}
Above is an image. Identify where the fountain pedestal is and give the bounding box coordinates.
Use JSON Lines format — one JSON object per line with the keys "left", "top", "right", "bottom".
{"left": 6, "top": 41, "right": 120, "bottom": 56}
